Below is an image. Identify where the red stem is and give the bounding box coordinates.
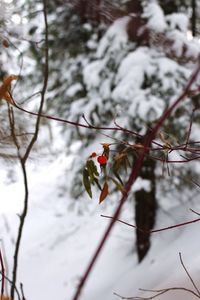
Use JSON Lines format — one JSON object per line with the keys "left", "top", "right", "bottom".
{"left": 71, "top": 62, "right": 200, "bottom": 300}
{"left": 101, "top": 214, "right": 200, "bottom": 233}
{"left": 14, "top": 104, "right": 141, "bottom": 137}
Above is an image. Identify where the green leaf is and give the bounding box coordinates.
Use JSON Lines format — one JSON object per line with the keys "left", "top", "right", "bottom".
{"left": 93, "top": 177, "right": 102, "bottom": 191}
{"left": 86, "top": 160, "right": 99, "bottom": 183}
{"left": 83, "top": 169, "right": 92, "bottom": 198}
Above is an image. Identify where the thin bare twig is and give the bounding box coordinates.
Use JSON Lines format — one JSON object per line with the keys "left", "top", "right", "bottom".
{"left": 15, "top": 102, "right": 142, "bottom": 137}
{"left": 10, "top": 158, "right": 28, "bottom": 300}
{"left": 114, "top": 286, "right": 200, "bottom": 299}
{"left": 179, "top": 252, "right": 200, "bottom": 297}
{"left": 190, "top": 208, "right": 200, "bottom": 216}
{"left": 101, "top": 214, "right": 200, "bottom": 233}
{"left": 10, "top": 0, "right": 49, "bottom": 299}
{"left": 184, "top": 108, "right": 199, "bottom": 150}
{"left": 0, "top": 271, "right": 21, "bottom": 300}
{"left": 20, "top": 283, "right": 26, "bottom": 300}
{"left": 114, "top": 252, "right": 200, "bottom": 299}
{"left": 0, "top": 250, "right": 5, "bottom": 299}
{"left": 191, "top": 180, "right": 200, "bottom": 189}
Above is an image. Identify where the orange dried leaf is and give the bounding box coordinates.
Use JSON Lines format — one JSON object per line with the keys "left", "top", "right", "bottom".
{"left": 102, "top": 143, "right": 110, "bottom": 150}
{"left": 99, "top": 181, "right": 109, "bottom": 204}
{"left": 0, "top": 75, "right": 18, "bottom": 105}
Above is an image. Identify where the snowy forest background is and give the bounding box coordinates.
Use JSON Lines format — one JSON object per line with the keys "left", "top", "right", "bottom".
{"left": 0, "top": 0, "right": 200, "bottom": 299}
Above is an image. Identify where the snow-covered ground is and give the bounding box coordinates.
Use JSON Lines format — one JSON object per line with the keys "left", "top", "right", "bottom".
{"left": 0, "top": 138, "right": 200, "bottom": 300}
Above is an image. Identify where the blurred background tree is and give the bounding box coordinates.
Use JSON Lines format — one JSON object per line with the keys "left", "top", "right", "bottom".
{"left": 2, "top": 0, "right": 200, "bottom": 262}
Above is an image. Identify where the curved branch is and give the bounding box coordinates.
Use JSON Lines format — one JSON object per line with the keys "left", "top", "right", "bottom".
{"left": 71, "top": 61, "right": 200, "bottom": 300}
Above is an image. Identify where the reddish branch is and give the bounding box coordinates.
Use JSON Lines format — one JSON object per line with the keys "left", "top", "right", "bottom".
{"left": 69, "top": 62, "right": 200, "bottom": 300}
{"left": 12, "top": 99, "right": 200, "bottom": 166}
{"left": 11, "top": 105, "right": 200, "bottom": 166}
{"left": 14, "top": 103, "right": 143, "bottom": 138}
{"left": 101, "top": 214, "right": 200, "bottom": 234}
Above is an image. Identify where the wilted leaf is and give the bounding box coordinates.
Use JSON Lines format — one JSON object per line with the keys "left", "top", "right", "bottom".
{"left": 108, "top": 176, "right": 126, "bottom": 195}
{"left": 159, "top": 131, "right": 172, "bottom": 150}
{"left": 113, "top": 151, "right": 131, "bottom": 175}
{"left": 133, "top": 143, "right": 145, "bottom": 156}
{"left": 83, "top": 169, "right": 92, "bottom": 198}
{"left": 112, "top": 168, "right": 123, "bottom": 185}
{"left": 114, "top": 152, "right": 127, "bottom": 167}
{"left": 99, "top": 181, "right": 109, "bottom": 204}
{"left": 0, "top": 75, "right": 18, "bottom": 105}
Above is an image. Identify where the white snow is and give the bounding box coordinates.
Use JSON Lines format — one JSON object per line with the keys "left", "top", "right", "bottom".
{"left": 166, "top": 13, "right": 189, "bottom": 33}
{"left": 143, "top": 2, "right": 167, "bottom": 32}
{"left": 0, "top": 139, "right": 200, "bottom": 300}
{"left": 97, "top": 16, "right": 130, "bottom": 58}
{"left": 83, "top": 59, "right": 106, "bottom": 89}
{"left": 1, "top": 2, "right": 200, "bottom": 300}
{"left": 131, "top": 177, "right": 151, "bottom": 192}
{"left": 66, "top": 83, "right": 83, "bottom": 97}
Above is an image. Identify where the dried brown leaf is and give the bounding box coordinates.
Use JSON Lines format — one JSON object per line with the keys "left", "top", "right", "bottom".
{"left": 0, "top": 75, "right": 18, "bottom": 105}
{"left": 99, "top": 181, "right": 109, "bottom": 204}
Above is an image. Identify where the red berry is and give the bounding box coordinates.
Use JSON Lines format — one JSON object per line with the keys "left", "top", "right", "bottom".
{"left": 97, "top": 155, "right": 107, "bottom": 165}
{"left": 90, "top": 152, "right": 97, "bottom": 158}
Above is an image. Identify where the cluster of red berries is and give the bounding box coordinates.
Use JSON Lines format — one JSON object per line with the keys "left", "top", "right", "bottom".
{"left": 90, "top": 152, "right": 107, "bottom": 165}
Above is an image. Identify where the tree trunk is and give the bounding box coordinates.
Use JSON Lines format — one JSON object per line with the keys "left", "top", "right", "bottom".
{"left": 134, "top": 153, "right": 157, "bottom": 262}
{"left": 159, "top": 0, "right": 178, "bottom": 14}
{"left": 192, "top": 0, "right": 197, "bottom": 37}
